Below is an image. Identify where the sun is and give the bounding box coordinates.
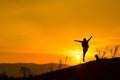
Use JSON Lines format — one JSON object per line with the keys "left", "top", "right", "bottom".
{"left": 76, "top": 54, "right": 81, "bottom": 60}
{"left": 68, "top": 50, "right": 82, "bottom": 61}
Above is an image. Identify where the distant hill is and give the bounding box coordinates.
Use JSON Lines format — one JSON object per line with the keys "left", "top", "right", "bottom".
{"left": 0, "top": 63, "right": 68, "bottom": 77}
{"left": 36, "top": 58, "right": 120, "bottom": 80}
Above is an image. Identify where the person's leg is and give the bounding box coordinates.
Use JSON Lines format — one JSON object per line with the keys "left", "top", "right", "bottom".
{"left": 83, "top": 48, "right": 88, "bottom": 62}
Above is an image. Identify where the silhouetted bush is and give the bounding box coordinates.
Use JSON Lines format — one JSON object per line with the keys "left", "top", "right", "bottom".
{"left": 96, "top": 45, "right": 120, "bottom": 59}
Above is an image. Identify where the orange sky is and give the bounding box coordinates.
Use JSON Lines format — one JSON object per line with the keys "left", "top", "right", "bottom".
{"left": 0, "top": 0, "right": 120, "bottom": 65}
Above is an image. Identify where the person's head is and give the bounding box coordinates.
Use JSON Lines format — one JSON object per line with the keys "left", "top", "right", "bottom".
{"left": 83, "top": 38, "right": 86, "bottom": 41}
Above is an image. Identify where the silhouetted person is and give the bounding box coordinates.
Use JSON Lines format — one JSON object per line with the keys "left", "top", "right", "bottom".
{"left": 74, "top": 36, "right": 92, "bottom": 62}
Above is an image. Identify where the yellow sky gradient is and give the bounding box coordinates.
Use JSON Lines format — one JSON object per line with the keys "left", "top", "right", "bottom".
{"left": 0, "top": 0, "right": 120, "bottom": 65}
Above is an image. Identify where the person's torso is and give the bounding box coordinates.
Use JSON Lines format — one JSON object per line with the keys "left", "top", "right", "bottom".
{"left": 82, "top": 41, "right": 89, "bottom": 48}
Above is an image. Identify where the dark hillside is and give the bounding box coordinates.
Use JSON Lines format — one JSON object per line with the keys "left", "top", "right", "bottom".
{"left": 36, "top": 58, "right": 120, "bottom": 80}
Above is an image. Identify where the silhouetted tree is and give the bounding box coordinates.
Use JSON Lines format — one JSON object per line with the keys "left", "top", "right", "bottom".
{"left": 96, "top": 47, "right": 109, "bottom": 59}
{"left": 49, "top": 64, "right": 54, "bottom": 72}
{"left": 0, "top": 71, "right": 8, "bottom": 80}
{"left": 96, "top": 45, "right": 120, "bottom": 59}
{"left": 110, "top": 45, "right": 120, "bottom": 57}
{"left": 20, "top": 66, "right": 31, "bottom": 78}
{"left": 59, "top": 57, "right": 62, "bottom": 70}
{"left": 65, "top": 56, "right": 68, "bottom": 65}
{"left": 40, "top": 67, "right": 44, "bottom": 74}
{"left": 64, "top": 56, "right": 70, "bottom": 68}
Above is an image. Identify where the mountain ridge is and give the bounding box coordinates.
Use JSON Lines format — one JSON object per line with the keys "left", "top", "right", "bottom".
{"left": 0, "top": 63, "right": 69, "bottom": 77}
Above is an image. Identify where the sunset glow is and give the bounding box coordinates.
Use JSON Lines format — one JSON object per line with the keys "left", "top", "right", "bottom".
{"left": 68, "top": 50, "right": 83, "bottom": 64}
{"left": 0, "top": 0, "right": 120, "bottom": 65}
{"left": 76, "top": 55, "right": 81, "bottom": 60}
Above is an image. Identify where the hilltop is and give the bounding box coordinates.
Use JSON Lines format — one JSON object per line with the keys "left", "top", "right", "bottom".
{"left": 36, "top": 58, "right": 120, "bottom": 80}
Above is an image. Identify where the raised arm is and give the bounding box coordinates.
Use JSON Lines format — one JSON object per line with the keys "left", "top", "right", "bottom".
{"left": 87, "top": 36, "right": 92, "bottom": 42}
{"left": 74, "top": 40, "right": 82, "bottom": 43}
